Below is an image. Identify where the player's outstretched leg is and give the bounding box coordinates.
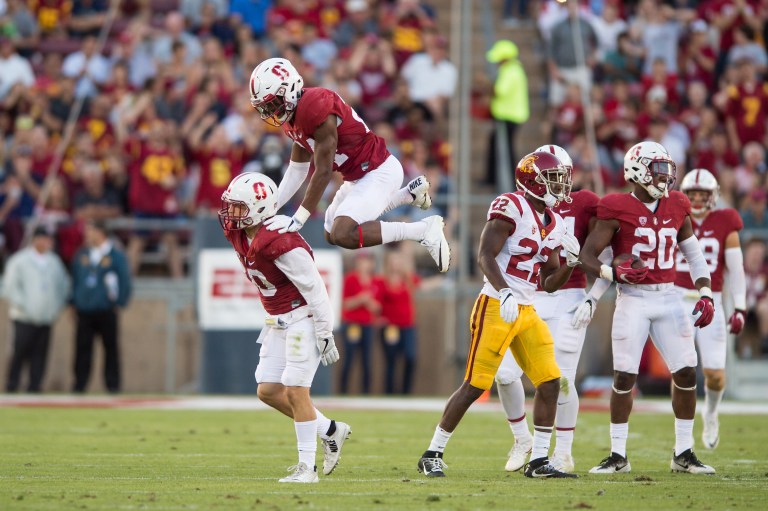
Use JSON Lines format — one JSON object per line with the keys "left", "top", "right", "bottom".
{"left": 589, "top": 371, "right": 635, "bottom": 474}
{"left": 496, "top": 364, "right": 532, "bottom": 471}
{"left": 523, "top": 378, "right": 577, "bottom": 478}
{"left": 418, "top": 216, "right": 450, "bottom": 272}
{"left": 382, "top": 175, "right": 433, "bottom": 213}
{"left": 701, "top": 368, "right": 724, "bottom": 449}
{"left": 670, "top": 368, "right": 715, "bottom": 474}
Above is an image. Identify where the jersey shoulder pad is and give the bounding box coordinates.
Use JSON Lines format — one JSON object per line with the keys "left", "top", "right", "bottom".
{"left": 721, "top": 207, "right": 744, "bottom": 232}
{"left": 295, "top": 88, "right": 337, "bottom": 133}
{"left": 669, "top": 190, "right": 692, "bottom": 216}
{"left": 488, "top": 193, "right": 525, "bottom": 223}
{"left": 575, "top": 189, "right": 600, "bottom": 215}
{"left": 259, "top": 231, "right": 310, "bottom": 261}
{"left": 596, "top": 193, "right": 625, "bottom": 220}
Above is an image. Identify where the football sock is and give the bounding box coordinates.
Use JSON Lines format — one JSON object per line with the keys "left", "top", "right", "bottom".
{"left": 382, "top": 187, "right": 414, "bottom": 214}
{"left": 674, "top": 418, "right": 694, "bottom": 456}
{"left": 498, "top": 380, "right": 530, "bottom": 440}
{"left": 704, "top": 387, "right": 723, "bottom": 417}
{"left": 315, "top": 409, "right": 332, "bottom": 440}
{"left": 427, "top": 426, "right": 452, "bottom": 453}
{"left": 295, "top": 419, "right": 317, "bottom": 467}
{"left": 531, "top": 427, "right": 552, "bottom": 461}
{"left": 610, "top": 423, "right": 629, "bottom": 458}
{"left": 555, "top": 428, "right": 574, "bottom": 455}
{"left": 380, "top": 221, "right": 427, "bottom": 243}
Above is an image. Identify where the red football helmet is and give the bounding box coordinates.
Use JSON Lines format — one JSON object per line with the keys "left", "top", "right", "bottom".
{"left": 515, "top": 151, "right": 572, "bottom": 207}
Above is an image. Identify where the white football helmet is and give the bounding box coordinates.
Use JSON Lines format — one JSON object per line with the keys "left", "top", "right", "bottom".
{"left": 218, "top": 173, "right": 278, "bottom": 231}
{"left": 680, "top": 168, "right": 719, "bottom": 214}
{"left": 535, "top": 144, "right": 574, "bottom": 174}
{"left": 624, "top": 141, "right": 676, "bottom": 199}
{"left": 249, "top": 58, "right": 304, "bottom": 126}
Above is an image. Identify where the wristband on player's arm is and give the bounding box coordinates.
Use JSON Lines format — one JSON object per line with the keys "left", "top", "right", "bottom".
{"left": 293, "top": 206, "right": 311, "bottom": 225}
{"left": 599, "top": 264, "right": 614, "bottom": 282}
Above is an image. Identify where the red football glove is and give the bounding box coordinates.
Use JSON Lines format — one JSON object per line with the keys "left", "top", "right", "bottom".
{"left": 692, "top": 296, "right": 715, "bottom": 328}
{"left": 728, "top": 309, "right": 746, "bottom": 335}
{"left": 613, "top": 260, "right": 649, "bottom": 284}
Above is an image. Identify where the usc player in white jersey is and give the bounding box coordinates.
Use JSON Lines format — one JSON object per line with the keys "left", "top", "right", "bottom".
{"left": 495, "top": 145, "right": 612, "bottom": 474}
{"left": 416, "top": 151, "right": 580, "bottom": 479}
{"left": 674, "top": 168, "right": 747, "bottom": 450}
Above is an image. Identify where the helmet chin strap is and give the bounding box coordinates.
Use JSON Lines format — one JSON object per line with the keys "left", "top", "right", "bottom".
{"left": 543, "top": 193, "right": 558, "bottom": 208}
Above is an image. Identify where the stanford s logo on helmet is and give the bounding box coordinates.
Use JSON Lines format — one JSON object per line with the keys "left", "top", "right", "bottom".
{"left": 515, "top": 150, "right": 572, "bottom": 207}
{"left": 218, "top": 173, "right": 279, "bottom": 231}
{"left": 681, "top": 168, "right": 719, "bottom": 214}
{"left": 249, "top": 58, "right": 304, "bottom": 127}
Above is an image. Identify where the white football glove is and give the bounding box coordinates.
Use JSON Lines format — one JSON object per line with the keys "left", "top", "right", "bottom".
{"left": 498, "top": 288, "right": 519, "bottom": 323}
{"left": 265, "top": 206, "right": 310, "bottom": 234}
{"left": 316, "top": 335, "right": 340, "bottom": 366}
{"left": 569, "top": 296, "right": 596, "bottom": 329}
{"left": 264, "top": 214, "right": 304, "bottom": 233}
{"left": 560, "top": 232, "right": 581, "bottom": 267}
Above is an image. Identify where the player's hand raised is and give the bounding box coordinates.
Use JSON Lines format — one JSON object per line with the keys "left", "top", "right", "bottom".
{"left": 498, "top": 288, "right": 519, "bottom": 323}
{"left": 692, "top": 296, "right": 715, "bottom": 328}
{"left": 265, "top": 214, "right": 303, "bottom": 233}
{"left": 317, "top": 336, "right": 340, "bottom": 366}
{"left": 728, "top": 309, "right": 745, "bottom": 334}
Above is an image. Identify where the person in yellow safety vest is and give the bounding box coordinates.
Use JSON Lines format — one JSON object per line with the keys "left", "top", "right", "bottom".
{"left": 486, "top": 40, "right": 530, "bottom": 188}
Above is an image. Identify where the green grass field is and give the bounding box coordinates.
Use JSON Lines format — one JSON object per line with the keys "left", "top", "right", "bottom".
{"left": 2, "top": 405, "right": 767, "bottom": 511}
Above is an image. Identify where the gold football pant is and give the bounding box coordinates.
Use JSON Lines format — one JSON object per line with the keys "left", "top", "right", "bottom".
{"left": 464, "top": 294, "right": 561, "bottom": 390}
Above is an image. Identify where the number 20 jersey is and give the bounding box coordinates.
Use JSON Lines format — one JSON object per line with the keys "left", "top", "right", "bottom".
{"left": 674, "top": 208, "right": 743, "bottom": 292}
{"left": 224, "top": 227, "right": 309, "bottom": 315}
{"left": 597, "top": 191, "right": 691, "bottom": 285}
{"left": 480, "top": 192, "right": 567, "bottom": 305}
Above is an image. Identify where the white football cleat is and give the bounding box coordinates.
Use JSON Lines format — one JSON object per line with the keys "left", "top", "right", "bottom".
{"left": 278, "top": 463, "right": 319, "bottom": 483}
{"left": 670, "top": 449, "right": 716, "bottom": 474}
{"left": 322, "top": 421, "right": 351, "bottom": 475}
{"left": 407, "top": 175, "right": 432, "bottom": 210}
{"left": 504, "top": 437, "right": 532, "bottom": 472}
{"left": 550, "top": 451, "right": 575, "bottom": 473}
{"left": 420, "top": 215, "right": 450, "bottom": 273}
{"left": 702, "top": 412, "right": 719, "bottom": 449}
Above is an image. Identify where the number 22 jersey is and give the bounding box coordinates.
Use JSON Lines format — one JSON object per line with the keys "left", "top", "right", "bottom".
{"left": 480, "top": 192, "right": 566, "bottom": 305}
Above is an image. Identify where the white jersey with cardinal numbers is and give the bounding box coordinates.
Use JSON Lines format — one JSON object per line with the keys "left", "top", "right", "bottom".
{"left": 480, "top": 191, "right": 567, "bottom": 305}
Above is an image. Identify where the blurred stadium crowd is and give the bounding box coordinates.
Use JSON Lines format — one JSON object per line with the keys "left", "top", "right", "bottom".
{"left": 0, "top": 0, "right": 767, "bottom": 353}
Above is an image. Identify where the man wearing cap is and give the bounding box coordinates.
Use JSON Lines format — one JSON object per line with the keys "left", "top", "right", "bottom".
{"left": 485, "top": 39, "right": 529, "bottom": 187}
{"left": 2, "top": 227, "right": 70, "bottom": 392}
{"left": 70, "top": 220, "right": 132, "bottom": 393}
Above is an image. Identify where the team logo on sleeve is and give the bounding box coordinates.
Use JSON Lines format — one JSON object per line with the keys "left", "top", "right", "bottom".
{"left": 639, "top": 216, "right": 647, "bottom": 226}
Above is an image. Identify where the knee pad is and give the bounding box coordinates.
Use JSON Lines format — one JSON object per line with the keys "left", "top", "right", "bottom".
{"left": 281, "top": 366, "right": 313, "bottom": 387}
{"left": 495, "top": 369, "right": 521, "bottom": 386}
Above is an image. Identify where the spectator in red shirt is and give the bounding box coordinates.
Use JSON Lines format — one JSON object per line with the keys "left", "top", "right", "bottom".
{"left": 693, "top": 126, "right": 740, "bottom": 177}
{"left": 724, "top": 57, "right": 768, "bottom": 152}
{"left": 349, "top": 34, "right": 398, "bottom": 120}
{"left": 378, "top": 247, "right": 420, "bottom": 394}
{"left": 339, "top": 251, "right": 381, "bottom": 394}
{"left": 679, "top": 19, "right": 717, "bottom": 92}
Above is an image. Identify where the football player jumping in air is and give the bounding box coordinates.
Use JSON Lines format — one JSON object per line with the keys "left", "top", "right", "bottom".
{"left": 495, "top": 144, "right": 612, "bottom": 474}
{"left": 675, "top": 168, "right": 747, "bottom": 450}
{"left": 248, "top": 58, "right": 450, "bottom": 272}
{"left": 417, "top": 151, "right": 580, "bottom": 479}
{"left": 219, "top": 173, "right": 351, "bottom": 483}
{"left": 579, "top": 141, "right": 717, "bottom": 475}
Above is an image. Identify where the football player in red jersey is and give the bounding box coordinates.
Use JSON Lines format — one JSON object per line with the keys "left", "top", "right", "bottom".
{"left": 248, "top": 58, "right": 450, "bottom": 273}
{"left": 579, "top": 141, "right": 716, "bottom": 475}
{"left": 219, "top": 172, "right": 351, "bottom": 483}
{"left": 675, "top": 168, "right": 747, "bottom": 450}
{"left": 495, "top": 145, "right": 612, "bottom": 474}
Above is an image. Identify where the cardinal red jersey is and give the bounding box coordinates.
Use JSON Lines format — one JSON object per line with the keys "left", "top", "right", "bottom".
{"left": 538, "top": 189, "right": 600, "bottom": 291}
{"left": 125, "top": 139, "right": 185, "bottom": 215}
{"left": 282, "top": 87, "right": 391, "bottom": 182}
{"left": 597, "top": 191, "right": 691, "bottom": 285}
{"left": 674, "top": 208, "right": 743, "bottom": 292}
{"left": 725, "top": 83, "right": 768, "bottom": 145}
{"left": 379, "top": 274, "right": 420, "bottom": 328}
{"left": 223, "top": 227, "right": 311, "bottom": 315}
{"left": 341, "top": 272, "right": 381, "bottom": 325}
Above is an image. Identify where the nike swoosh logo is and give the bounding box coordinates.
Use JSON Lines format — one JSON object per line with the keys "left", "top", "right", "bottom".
{"left": 559, "top": 209, "right": 571, "bottom": 214}
{"left": 663, "top": 219, "right": 672, "bottom": 224}
{"left": 703, "top": 230, "right": 714, "bottom": 236}
{"left": 247, "top": 260, "right": 256, "bottom": 267}
{"left": 321, "top": 339, "right": 329, "bottom": 352}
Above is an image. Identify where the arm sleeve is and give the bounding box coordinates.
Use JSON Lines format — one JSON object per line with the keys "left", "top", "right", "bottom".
{"left": 678, "top": 235, "right": 712, "bottom": 284}
{"left": 587, "top": 247, "right": 614, "bottom": 300}
{"left": 274, "top": 248, "right": 334, "bottom": 338}
{"left": 276, "top": 160, "right": 310, "bottom": 210}
{"left": 725, "top": 246, "right": 747, "bottom": 310}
